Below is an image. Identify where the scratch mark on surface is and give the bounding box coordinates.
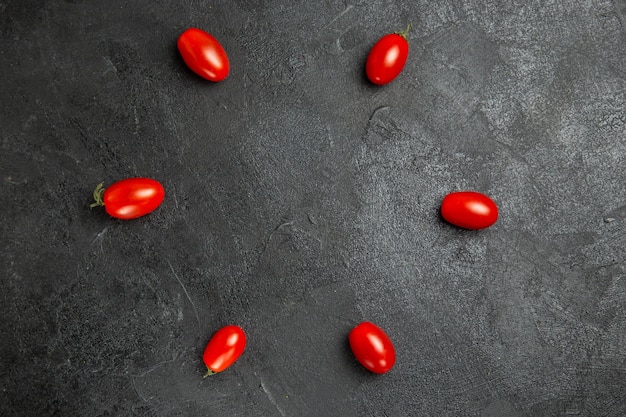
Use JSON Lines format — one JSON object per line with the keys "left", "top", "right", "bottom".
{"left": 159, "top": 91, "right": 186, "bottom": 148}
{"left": 259, "top": 220, "right": 295, "bottom": 260}
{"left": 323, "top": 5, "right": 354, "bottom": 30}
{"left": 167, "top": 259, "right": 200, "bottom": 332}
{"left": 91, "top": 227, "right": 108, "bottom": 254}
{"left": 133, "top": 356, "right": 178, "bottom": 379}
{"left": 129, "top": 356, "right": 182, "bottom": 411}
{"left": 131, "top": 377, "right": 153, "bottom": 406}
{"left": 132, "top": 106, "right": 140, "bottom": 135}
{"left": 102, "top": 56, "right": 118, "bottom": 75}
{"left": 610, "top": 0, "right": 626, "bottom": 33}
{"left": 368, "top": 106, "right": 391, "bottom": 123}
{"left": 5, "top": 175, "right": 27, "bottom": 185}
{"left": 171, "top": 186, "right": 179, "bottom": 209}
{"left": 260, "top": 378, "right": 287, "bottom": 417}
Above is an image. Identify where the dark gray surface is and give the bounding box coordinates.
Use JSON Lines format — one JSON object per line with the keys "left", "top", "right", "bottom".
{"left": 1, "top": 1, "right": 625, "bottom": 416}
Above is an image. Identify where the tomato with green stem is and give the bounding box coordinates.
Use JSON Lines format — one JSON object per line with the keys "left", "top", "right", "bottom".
{"left": 349, "top": 321, "right": 396, "bottom": 374}
{"left": 91, "top": 178, "right": 165, "bottom": 220}
{"left": 203, "top": 325, "right": 246, "bottom": 376}
{"left": 366, "top": 24, "right": 410, "bottom": 85}
{"left": 178, "top": 28, "right": 230, "bottom": 82}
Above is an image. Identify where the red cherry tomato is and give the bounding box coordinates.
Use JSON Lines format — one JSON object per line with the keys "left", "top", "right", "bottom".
{"left": 91, "top": 178, "right": 165, "bottom": 220}
{"left": 440, "top": 191, "right": 499, "bottom": 230}
{"left": 202, "top": 325, "right": 246, "bottom": 376}
{"left": 349, "top": 321, "right": 396, "bottom": 374}
{"left": 177, "top": 28, "right": 230, "bottom": 82}
{"left": 366, "top": 25, "right": 410, "bottom": 85}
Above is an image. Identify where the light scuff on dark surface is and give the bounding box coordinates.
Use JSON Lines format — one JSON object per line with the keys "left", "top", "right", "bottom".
{"left": 1, "top": 1, "right": 624, "bottom": 416}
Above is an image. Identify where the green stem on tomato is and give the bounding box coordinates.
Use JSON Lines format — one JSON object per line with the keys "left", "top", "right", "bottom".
{"left": 395, "top": 23, "right": 411, "bottom": 40}
{"left": 90, "top": 182, "right": 105, "bottom": 208}
{"left": 203, "top": 368, "right": 217, "bottom": 378}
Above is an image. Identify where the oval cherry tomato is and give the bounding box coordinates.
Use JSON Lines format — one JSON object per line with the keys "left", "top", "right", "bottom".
{"left": 440, "top": 191, "right": 499, "bottom": 230}
{"left": 91, "top": 178, "right": 165, "bottom": 220}
{"left": 349, "top": 321, "right": 396, "bottom": 374}
{"left": 366, "top": 25, "right": 410, "bottom": 85}
{"left": 177, "top": 28, "right": 230, "bottom": 82}
{"left": 202, "top": 325, "right": 246, "bottom": 376}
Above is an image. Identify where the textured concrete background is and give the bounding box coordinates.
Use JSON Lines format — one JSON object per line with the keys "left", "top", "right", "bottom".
{"left": 1, "top": 1, "right": 625, "bottom": 416}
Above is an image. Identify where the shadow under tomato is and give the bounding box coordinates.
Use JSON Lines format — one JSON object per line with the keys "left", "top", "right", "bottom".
{"left": 170, "top": 40, "right": 195, "bottom": 79}
{"left": 438, "top": 211, "right": 473, "bottom": 235}
{"left": 436, "top": 208, "right": 449, "bottom": 226}
{"left": 358, "top": 43, "right": 378, "bottom": 87}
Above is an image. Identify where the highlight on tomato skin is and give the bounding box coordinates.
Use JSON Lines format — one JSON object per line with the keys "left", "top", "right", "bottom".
{"left": 440, "top": 191, "right": 499, "bottom": 230}
{"left": 348, "top": 321, "right": 396, "bottom": 374}
{"left": 90, "top": 178, "right": 165, "bottom": 220}
{"left": 202, "top": 325, "right": 246, "bottom": 376}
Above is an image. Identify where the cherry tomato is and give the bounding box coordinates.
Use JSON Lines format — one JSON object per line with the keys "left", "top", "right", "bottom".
{"left": 366, "top": 25, "right": 410, "bottom": 85}
{"left": 349, "top": 321, "right": 396, "bottom": 374}
{"left": 91, "top": 178, "right": 165, "bottom": 220}
{"left": 202, "top": 325, "right": 246, "bottom": 376}
{"left": 177, "top": 28, "right": 230, "bottom": 82}
{"left": 440, "top": 191, "right": 499, "bottom": 230}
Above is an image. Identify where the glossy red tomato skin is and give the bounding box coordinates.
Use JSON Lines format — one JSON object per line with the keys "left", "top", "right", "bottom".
{"left": 366, "top": 33, "right": 409, "bottom": 85}
{"left": 103, "top": 178, "right": 165, "bottom": 220}
{"left": 349, "top": 321, "right": 396, "bottom": 374}
{"left": 441, "top": 191, "right": 499, "bottom": 230}
{"left": 177, "top": 28, "right": 230, "bottom": 82}
{"left": 203, "top": 325, "right": 246, "bottom": 374}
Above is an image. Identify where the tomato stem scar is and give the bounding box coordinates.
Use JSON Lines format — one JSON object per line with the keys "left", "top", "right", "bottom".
{"left": 90, "top": 182, "right": 105, "bottom": 208}
{"left": 395, "top": 23, "right": 411, "bottom": 40}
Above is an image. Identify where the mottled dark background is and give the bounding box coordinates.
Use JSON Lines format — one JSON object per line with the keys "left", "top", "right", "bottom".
{"left": 1, "top": 1, "right": 625, "bottom": 416}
